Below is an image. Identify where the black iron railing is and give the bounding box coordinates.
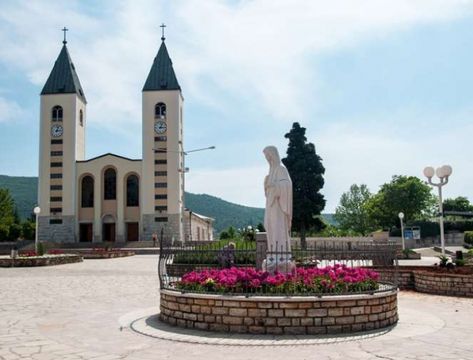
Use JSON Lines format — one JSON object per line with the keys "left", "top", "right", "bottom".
{"left": 158, "top": 239, "right": 399, "bottom": 296}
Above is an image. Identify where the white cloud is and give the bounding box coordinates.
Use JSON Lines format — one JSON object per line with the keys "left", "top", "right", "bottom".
{"left": 0, "top": 97, "right": 22, "bottom": 123}
{"left": 1, "top": 0, "right": 472, "bottom": 130}
{"left": 1, "top": 1, "right": 472, "bottom": 211}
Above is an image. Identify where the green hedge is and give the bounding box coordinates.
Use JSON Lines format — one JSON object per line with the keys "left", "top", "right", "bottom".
{"left": 465, "top": 231, "right": 473, "bottom": 245}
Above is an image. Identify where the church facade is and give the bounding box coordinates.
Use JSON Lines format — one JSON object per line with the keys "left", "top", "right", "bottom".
{"left": 37, "top": 35, "right": 213, "bottom": 243}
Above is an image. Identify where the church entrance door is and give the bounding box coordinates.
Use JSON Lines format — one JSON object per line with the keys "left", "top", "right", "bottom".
{"left": 79, "top": 223, "right": 93, "bottom": 242}
{"left": 103, "top": 223, "right": 116, "bottom": 242}
{"left": 126, "top": 222, "right": 139, "bottom": 241}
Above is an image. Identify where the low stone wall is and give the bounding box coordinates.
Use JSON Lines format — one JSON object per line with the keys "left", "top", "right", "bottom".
{"left": 160, "top": 289, "right": 398, "bottom": 335}
{"left": 82, "top": 250, "right": 135, "bottom": 259}
{"left": 374, "top": 266, "right": 426, "bottom": 290}
{"left": 0, "top": 254, "right": 83, "bottom": 267}
{"left": 414, "top": 271, "right": 473, "bottom": 297}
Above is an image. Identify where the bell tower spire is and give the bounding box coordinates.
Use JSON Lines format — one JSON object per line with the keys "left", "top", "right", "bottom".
{"left": 142, "top": 25, "right": 184, "bottom": 244}
{"left": 37, "top": 27, "right": 87, "bottom": 244}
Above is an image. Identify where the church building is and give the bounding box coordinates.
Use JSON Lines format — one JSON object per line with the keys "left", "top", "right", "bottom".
{"left": 37, "top": 30, "right": 214, "bottom": 243}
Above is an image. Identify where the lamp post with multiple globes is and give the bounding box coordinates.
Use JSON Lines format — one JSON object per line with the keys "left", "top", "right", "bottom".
{"left": 423, "top": 165, "right": 453, "bottom": 256}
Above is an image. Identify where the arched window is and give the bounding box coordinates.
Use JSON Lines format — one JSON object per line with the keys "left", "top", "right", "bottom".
{"left": 79, "top": 109, "right": 84, "bottom": 127}
{"left": 52, "top": 106, "right": 63, "bottom": 121}
{"left": 81, "top": 176, "right": 94, "bottom": 208}
{"left": 126, "top": 175, "right": 139, "bottom": 207}
{"left": 104, "top": 168, "right": 116, "bottom": 200}
{"left": 154, "top": 102, "right": 166, "bottom": 118}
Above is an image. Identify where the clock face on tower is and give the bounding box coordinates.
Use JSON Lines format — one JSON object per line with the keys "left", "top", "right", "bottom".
{"left": 154, "top": 121, "right": 167, "bottom": 134}
{"left": 51, "top": 125, "right": 64, "bottom": 137}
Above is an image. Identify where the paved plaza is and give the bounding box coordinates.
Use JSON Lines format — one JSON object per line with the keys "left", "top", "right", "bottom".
{"left": 1, "top": 256, "right": 473, "bottom": 360}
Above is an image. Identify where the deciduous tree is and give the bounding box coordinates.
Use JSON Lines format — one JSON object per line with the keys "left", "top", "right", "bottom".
{"left": 334, "top": 184, "right": 374, "bottom": 235}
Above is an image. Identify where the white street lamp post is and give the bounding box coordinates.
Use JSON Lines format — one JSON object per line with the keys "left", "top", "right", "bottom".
{"left": 398, "top": 212, "right": 405, "bottom": 251}
{"left": 423, "top": 165, "right": 453, "bottom": 256}
{"left": 33, "top": 206, "right": 41, "bottom": 253}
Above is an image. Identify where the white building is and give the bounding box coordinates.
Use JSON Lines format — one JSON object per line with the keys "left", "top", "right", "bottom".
{"left": 37, "top": 33, "right": 213, "bottom": 243}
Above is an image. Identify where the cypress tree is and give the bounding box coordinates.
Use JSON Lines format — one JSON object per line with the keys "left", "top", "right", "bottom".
{"left": 282, "top": 123, "right": 326, "bottom": 249}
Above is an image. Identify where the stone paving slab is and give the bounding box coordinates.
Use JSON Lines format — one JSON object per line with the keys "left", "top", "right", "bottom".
{"left": 0, "top": 256, "right": 473, "bottom": 360}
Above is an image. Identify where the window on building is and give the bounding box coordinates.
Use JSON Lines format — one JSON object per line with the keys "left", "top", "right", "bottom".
{"left": 50, "top": 162, "right": 62, "bottom": 167}
{"left": 50, "top": 196, "right": 62, "bottom": 202}
{"left": 50, "top": 151, "right": 63, "bottom": 156}
{"left": 52, "top": 106, "right": 63, "bottom": 121}
{"left": 154, "top": 159, "right": 167, "bottom": 164}
{"left": 155, "top": 217, "right": 167, "bottom": 222}
{"left": 49, "top": 219, "right": 63, "bottom": 224}
{"left": 155, "top": 136, "right": 167, "bottom": 142}
{"left": 155, "top": 206, "right": 167, "bottom": 211}
{"left": 104, "top": 168, "right": 116, "bottom": 200}
{"left": 51, "top": 139, "right": 63, "bottom": 144}
{"left": 50, "top": 173, "right": 62, "bottom": 179}
{"left": 154, "top": 171, "right": 167, "bottom": 176}
{"left": 50, "top": 185, "right": 62, "bottom": 191}
{"left": 81, "top": 176, "right": 94, "bottom": 208}
{"left": 50, "top": 207, "right": 62, "bottom": 214}
{"left": 79, "top": 109, "right": 84, "bottom": 127}
{"left": 154, "top": 194, "right": 167, "bottom": 199}
{"left": 154, "top": 102, "right": 166, "bottom": 118}
{"left": 126, "top": 174, "right": 139, "bottom": 207}
{"left": 154, "top": 182, "right": 167, "bottom": 188}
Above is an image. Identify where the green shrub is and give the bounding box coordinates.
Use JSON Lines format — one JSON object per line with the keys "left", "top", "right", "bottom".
{"left": 465, "top": 231, "right": 473, "bottom": 245}
{"left": 37, "top": 242, "right": 45, "bottom": 256}
{"left": 173, "top": 240, "right": 256, "bottom": 265}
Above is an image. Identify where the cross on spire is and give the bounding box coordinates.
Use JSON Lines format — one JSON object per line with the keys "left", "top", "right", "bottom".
{"left": 62, "top": 27, "right": 69, "bottom": 45}
{"left": 160, "top": 23, "right": 166, "bottom": 41}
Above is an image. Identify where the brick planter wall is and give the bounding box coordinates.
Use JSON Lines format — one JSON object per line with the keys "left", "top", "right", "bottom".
{"left": 413, "top": 271, "right": 473, "bottom": 297}
{"left": 0, "top": 254, "right": 83, "bottom": 267}
{"left": 160, "top": 289, "right": 398, "bottom": 335}
{"left": 82, "top": 251, "right": 135, "bottom": 259}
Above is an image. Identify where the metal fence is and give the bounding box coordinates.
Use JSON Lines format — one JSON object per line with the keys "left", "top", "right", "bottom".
{"left": 158, "top": 239, "right": 399, "bottom": 297}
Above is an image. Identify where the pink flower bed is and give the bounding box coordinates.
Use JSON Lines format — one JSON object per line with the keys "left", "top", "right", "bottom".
{"left": 176, "top": 264, "right": 380, "bottom": 294}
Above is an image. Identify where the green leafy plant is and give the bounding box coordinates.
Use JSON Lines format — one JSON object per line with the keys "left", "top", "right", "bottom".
{"left": 455, "top": 258, "right": 465, "bottom": 267}
{"left": 465, "top": 231, "right": 473, "bottom": 246}
{"left": 437, "top": 255, "right": 450, "bottom": 267}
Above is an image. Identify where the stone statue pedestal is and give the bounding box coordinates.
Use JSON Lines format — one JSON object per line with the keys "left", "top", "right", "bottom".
{"left": 256, "top": 232, "right": 295, "bottom": 274}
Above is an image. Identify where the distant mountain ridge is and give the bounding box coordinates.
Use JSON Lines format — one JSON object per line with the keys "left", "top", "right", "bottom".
{"left": 0, "top": 175, "right": 334, "bottom": 233}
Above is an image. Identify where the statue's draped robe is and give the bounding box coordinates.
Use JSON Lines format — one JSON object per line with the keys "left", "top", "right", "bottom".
{"left": 264, "top": 164, "right": 293, "bottom": 253}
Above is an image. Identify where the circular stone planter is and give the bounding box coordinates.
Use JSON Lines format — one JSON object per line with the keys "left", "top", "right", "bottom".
{"left": 413, "top": 270, "right": 473, "bottom": 297}
{"left": 160, "top": 288, "right": 398, "bottom": 335}
{"left": 0, "top": 254, "right": 83, "bottom": 267}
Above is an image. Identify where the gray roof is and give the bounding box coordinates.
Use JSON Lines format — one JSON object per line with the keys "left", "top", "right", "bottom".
{"left": 143, "top": 41, "right": 181, "bottom": 92}
{"left": 41, "top": 45, "right": 87, "bottom": 103}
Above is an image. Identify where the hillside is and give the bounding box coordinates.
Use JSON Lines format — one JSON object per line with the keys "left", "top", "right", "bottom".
{"left": 0, "top": 175, "right": 335, "bottom": 233}
{"left": 185, "top": 193, "right": 264, "bottom": 232}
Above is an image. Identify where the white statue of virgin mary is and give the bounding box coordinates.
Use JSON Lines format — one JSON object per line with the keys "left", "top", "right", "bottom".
{"left": 262, "top": 146, "right": 295, "bottom": 274}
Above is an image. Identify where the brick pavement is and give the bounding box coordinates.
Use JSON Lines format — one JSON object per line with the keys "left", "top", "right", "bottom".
{"left": 0, "top": 255, "right": 472, "bottom": 360}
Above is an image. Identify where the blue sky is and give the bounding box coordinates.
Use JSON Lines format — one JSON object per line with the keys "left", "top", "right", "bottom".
{"left": 0, "top": 0, "right": 472, "bottom": 212}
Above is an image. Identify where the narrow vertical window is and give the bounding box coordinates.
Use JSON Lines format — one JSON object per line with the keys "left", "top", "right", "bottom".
{"left": 79, "top": 109, "right": 84, "bottom": 127}
{"left": 81, "top": 176, "right": 94, "bottom": 207}
{"left": 104, "top": 168, "right": 116, "bottom": 200}
{"left": 52, "top": 106, "right": 63, "bottom": 121}
{"left": 154, "top": 102, "right": 166, "bottom": 118}
{"left": 126, "top": 174, "right": 139, "bottom": 207}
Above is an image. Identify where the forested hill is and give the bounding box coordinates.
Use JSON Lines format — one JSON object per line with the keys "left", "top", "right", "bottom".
{"left": 0, "top": 175, "right": 335, "bottom": 233}
{"left": 185, "top": 193, "right": 264, "bottom": 232}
